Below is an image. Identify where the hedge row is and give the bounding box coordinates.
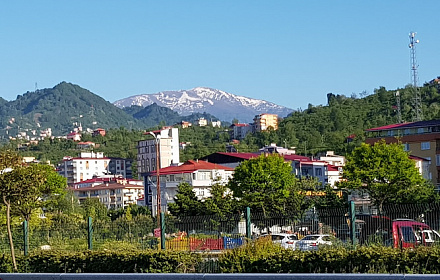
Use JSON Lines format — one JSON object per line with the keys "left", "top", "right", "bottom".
{"left": 0, "top": 250, "right": 203, "bottom": 273}
{"left": 218, "top": 240, "right": 440, "bottom": 274}
{"left": 2, "top": 242, "right": 440, "bottom": 273}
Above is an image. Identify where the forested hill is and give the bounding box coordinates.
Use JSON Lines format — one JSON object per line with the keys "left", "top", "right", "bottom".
{"left": 0, "top": 82, "right": 222, "bottom": 138}
{"left": 0, "top": 82, "right": 139, "bottom": 135}
{"left": 275, "top": 80, "right": 440, "bottom": 155}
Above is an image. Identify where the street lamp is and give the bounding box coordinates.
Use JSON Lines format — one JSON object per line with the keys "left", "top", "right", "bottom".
{"left": 149, "top": 131, "right": 161, "bottom": 228}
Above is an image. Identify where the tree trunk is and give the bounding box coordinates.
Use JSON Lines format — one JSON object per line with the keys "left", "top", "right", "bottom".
{"left": 4, "top": 195, "right": 17, "bottom": 271}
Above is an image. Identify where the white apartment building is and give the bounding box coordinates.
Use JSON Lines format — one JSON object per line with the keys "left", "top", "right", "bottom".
{"left": 145, "top": 160, "right": 234, "bottom": 215}
{"left": 58, "top": 152, "right": 110, "bottom": 186}
{"left": 72, "top": 179, "right": 144, "bottom": 209}
{"left": 137, "top": 127, "right": 180, "bottom": 177}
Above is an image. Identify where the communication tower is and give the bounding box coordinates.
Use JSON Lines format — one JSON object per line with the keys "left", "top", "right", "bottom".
{"left": 409, "top": 32, "right": 422, "bottom": 121}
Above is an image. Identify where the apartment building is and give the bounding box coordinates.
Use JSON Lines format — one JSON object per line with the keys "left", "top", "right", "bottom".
{"left": 58, "top": 152, "right": 110, "bottom": 186}
{"left": 229, "top": 123, "right": 252, "bottom": 140}
{"left": 365, "top": 119, "right": 440, "bottom": 186}
{"left": 72, "top": 179, "right": 144, "bottom": 209}
{"left": 144, "top": 160, "right": 234, "bottom": 215}
{"left": 137, "top": 127, "right": 180, "bottom": 177}
{"left": 108, "top": 157, "right": 133, "bottom": 179}
{"left": 253, "top": 113, "right": 278, "bottom": 132}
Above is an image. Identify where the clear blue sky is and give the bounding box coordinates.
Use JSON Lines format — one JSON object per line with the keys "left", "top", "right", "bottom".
{"left": 1, "top": 1, "right": 439, "bottom": 110}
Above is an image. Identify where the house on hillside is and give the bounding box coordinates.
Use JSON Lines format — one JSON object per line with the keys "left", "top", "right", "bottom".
{"left": 67, "top": 131, "right": 81, "bottom": 141}
{"left": 144, "top": 160, "right": 234, "bottom": 215}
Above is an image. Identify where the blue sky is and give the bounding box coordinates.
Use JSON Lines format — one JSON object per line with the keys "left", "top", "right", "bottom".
{"left": 1, "top": 1, "right": 439, "bottom": 110}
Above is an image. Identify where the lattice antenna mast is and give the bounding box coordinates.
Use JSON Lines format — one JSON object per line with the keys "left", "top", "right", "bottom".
{"left": 395, "top": 91, "right": 402, "bottom": 123}
{"left": 409, "top": 32, "right": 422, "bottom": 121}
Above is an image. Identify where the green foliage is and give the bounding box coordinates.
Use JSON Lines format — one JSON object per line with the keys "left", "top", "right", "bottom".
{"left": 218, "top": 244, "right": 440, "bottom": 274}
{"left": 341, "top": 140, "right": 437, "bottom": 210}
{"left": 81, "top": 198, "right": 109, "bottom": 222}
{"left": 18, "top": 250, "right": 202, "bottom": 273}
{"left": 169, "top": 183, "right": 204, "bottom": 217}
{"left": 227, "top": 154, "right": 300, "bottom": 217}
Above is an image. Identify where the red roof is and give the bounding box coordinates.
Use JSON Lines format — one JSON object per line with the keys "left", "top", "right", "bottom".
{"left": 155, "top": 160, "right": 234, "bottom": 175}
{"left": 327, "top": 165, "right": 340, "bottom": 172}
{"left": 365, "top": 122, "right": 413, "bottom": 132}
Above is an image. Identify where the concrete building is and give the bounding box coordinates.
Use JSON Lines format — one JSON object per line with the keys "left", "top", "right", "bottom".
{"left": 137, "top": 127, "right": 180, "bottom": 177}
{"left": 58, "top": 152, "right": 110, "bottom": 186}
{"left": 144, "top": 160, "right": 234, "bottom": 215}
{"left": 229, "top": 123, "right": 252, "bottom": 140}
{"left": 253, "top": 113, "right": 278, "bottom": 132}
{"left": 72, "top": 178, "right": 144, "bottom": 209}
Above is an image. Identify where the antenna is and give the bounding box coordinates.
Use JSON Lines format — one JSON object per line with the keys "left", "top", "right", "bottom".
{"left": 395, "top": 91, "right": 402, "bottom": 123}
{"left": 409, "top": 32, "right": 422, "bottom": 121}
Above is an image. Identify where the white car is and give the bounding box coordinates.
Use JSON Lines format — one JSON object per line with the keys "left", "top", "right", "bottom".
{"left": 259, "top": 233, "right": 299, "bottom": 249}
{"left": 296, "top": 234, "right": 335, "bottom": 251}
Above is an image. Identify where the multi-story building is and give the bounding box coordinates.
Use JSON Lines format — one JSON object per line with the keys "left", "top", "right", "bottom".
{"left": 108, "top": 157, "right": 133, "bottom": 179}
{"left": 253, "top": 113, "right": 278, "bottom": 132}
{"left": 229, "top": 123, "right": 252, "bottom": 140}
{"left": 137, "top": 127, "right": 180, "bottom": 177}
{"left": 72, "top": 179, "right": 144, "bottom": 209}
{"left": 58, "top": 152, "right": 110, "bottom": 186}
{"left": 145, "top": 160, "right": 234, "bottom": 215}
{"left": 365, "top": 119, "right": 440, "bottom": 186}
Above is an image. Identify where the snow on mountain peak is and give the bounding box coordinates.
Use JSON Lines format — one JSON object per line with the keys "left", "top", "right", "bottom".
{"left": 113, "top": 87, "right": 293, "bottom": 122}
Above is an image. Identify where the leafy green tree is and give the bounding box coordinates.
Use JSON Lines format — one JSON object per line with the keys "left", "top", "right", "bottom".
{"left": 340, "top": 140, "right": 437, "bottom": 211}
{"left": 227, "top": 154, "right": 301, "bottom": 217}
{"left": 0, "top": 150, "right": 22, "bottom": 270}
{"left": 82, "top": 198, "right": 109, "bottom": 222}
{"left": 168, "top": 182, "right": 204, "bottom": 218}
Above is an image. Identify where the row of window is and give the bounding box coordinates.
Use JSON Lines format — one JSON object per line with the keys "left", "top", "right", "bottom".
{"left": 403, "top": 142, "right": 431, "bottom": 151}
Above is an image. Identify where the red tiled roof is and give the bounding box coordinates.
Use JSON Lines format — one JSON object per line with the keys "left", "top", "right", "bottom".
{"left": 365, "top": 123, "right": 410, "bottom": 132}
{"left": 409, "top": 155, "right": 429, "bottom": 161}
{"left": 155, "top": 160, "right": 234, "bottom": 175}
{"left": 327, "top": 165, "right": 340, "bottom": 172}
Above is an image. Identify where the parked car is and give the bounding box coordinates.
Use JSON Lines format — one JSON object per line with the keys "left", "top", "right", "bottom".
{"left": 296, "top": 234, "right": 336, "bottom": 251}
{"left": 259, "top": 233, "right": 299, "bottom": 249}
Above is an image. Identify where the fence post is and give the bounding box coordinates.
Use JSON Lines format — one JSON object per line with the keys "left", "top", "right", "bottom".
{"left": 87, "top": 217, "right": 93, "bottom": 250}
{"left": 350, "top": 201, "right": 357, "bottom": 246}
{"left": 160, "top": 212, "right": 166, "bottom": 250}
{"left": 246, "top": 207, "right": 251, "bottom": 239}
{"left": 23, "top": 220, "right": 28, "bottom": 256}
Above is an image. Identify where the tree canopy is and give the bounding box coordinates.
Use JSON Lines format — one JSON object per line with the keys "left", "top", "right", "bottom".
{"left": 340, "top": 140, "right": 437, "bottom": 210}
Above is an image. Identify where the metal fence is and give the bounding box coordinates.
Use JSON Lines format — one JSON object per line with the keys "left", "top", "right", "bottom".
{"left": 2, "top": 202, "right": 440, "bottom": 255}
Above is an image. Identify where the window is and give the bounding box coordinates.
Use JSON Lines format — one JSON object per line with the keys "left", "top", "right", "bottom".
{"left": 403, "top": 143, "right": 410, "bottom": 151}
{"left": 404, "top": 129, "right": 410, "bottom": 135}
{"left": 315, "top": 168, "right": 322, "bottom": 176}
{"left": 421, "top": 142, "right": 431, "bottom": 150}
{"left": 418, "top": 128, "right": 425, "bottom": 134}
{"left": 436, "top": 155, "right": 440, "bottom": 166}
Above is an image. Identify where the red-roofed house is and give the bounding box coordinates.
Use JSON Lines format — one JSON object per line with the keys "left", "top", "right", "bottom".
{"left": 92, "top": 128, "right": 106, "bottom": 137}
{"left": 67, "top": 131, "right": 81, "bottom": 141}
{"left": 144, "top": 160, "right": 234, "bottom": 215}
{"left": 77, "top": 141, "right": 95, "bottom": 149}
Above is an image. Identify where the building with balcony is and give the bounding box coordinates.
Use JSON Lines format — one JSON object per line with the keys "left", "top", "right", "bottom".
{"left": 72, "top": 179, "right": 144, "bottom": 209}
{"left": 57, "top": 152, "right": 110, "bottom": 186}
{"left": 229, "top": 123, "right": 252, "bottom": 140}
{"left": 253, "top": 113, "right": 278, "bottom": 132}
{"left": 144, "top": 160, "right": 234, "bottom": 215}
{"left": 137, "top": 127, "right": 180, "bottom": 178}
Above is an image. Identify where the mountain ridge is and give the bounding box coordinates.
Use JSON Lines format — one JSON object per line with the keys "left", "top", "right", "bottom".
{"left": 113, "top": 87, "right": 294, "bottom": 123}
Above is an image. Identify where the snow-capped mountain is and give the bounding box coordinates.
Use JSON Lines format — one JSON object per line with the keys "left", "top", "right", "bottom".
{"left": 113, "top": 87, "right": 293, "bottom": 123}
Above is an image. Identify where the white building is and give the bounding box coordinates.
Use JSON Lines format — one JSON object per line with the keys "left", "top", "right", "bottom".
{"left": 137, "top": 127, "right": 180, "bottom": 177}
{"left": 145, "top": 160, "right": 234, "bottom": 215}
{"left": 72, "top": 179, "right": 144, "bottom": 209}
{"left": 58, "top": 152, "right": 110, "bottom": 185}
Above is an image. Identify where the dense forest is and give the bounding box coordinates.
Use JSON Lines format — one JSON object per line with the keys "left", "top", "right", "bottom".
{"left": 2, "top": 78, "right": 440, "bottom": 169}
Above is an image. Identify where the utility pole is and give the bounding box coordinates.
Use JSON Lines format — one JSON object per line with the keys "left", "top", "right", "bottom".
{"left": 149, "top": 132, "right": 161, "bottom": 229}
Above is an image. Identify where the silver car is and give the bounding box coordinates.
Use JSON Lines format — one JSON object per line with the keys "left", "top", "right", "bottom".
{"left": 296, "top": 234, "right": 335, "bottom": 251}
{"left": 260, "top": 233, "right": 299, "bottom": 249}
